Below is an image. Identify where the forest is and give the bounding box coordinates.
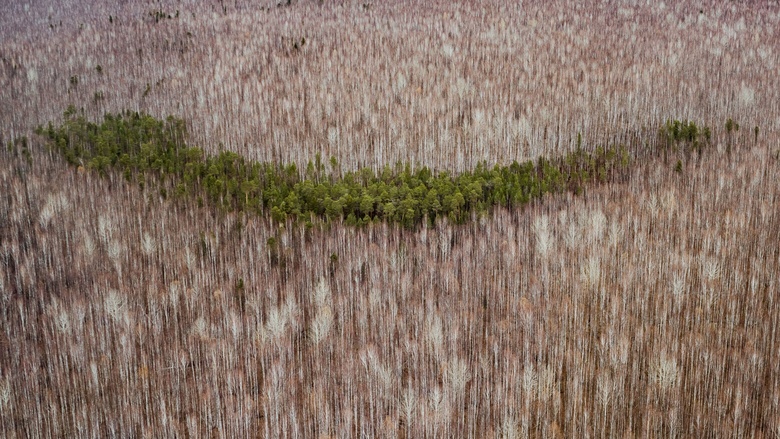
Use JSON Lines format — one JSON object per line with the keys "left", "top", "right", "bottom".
{"left": 1, "top": 0, "right": 779, "bottom": 438}
{"left": 34, "top": 108, "right": 719, "bottom": 229}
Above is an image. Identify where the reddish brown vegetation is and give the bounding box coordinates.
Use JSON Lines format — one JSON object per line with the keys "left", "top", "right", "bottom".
{"left": 1, "top": 0, "right": 780, "bottom": 437}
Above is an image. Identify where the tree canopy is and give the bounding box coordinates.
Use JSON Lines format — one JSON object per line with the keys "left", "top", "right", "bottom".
{"left": 40, "top": 109, "right": 700, "bottom": 229}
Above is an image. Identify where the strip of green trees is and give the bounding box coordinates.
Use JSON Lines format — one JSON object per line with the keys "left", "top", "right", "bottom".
{"left": 36, "top": 107, "right": 710, "bottom": 228}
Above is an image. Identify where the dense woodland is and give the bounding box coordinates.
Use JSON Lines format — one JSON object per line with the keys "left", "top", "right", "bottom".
{"left": 35, "top": 107, "right": 640, "bottom": 227}
{"left": 2, "top": 0, "right": 780, "bottom": 438}
{"left": 34, "top": 108, "right": 719, "bottom": 229}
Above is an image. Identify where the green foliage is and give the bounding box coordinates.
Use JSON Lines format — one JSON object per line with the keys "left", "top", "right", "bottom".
{"left": 725, "top": 118, "right": 739, "bottom": 154}
{"left": 664, "top": 119, "right": 709, "bottom": 144}
{"left": 148, "top": 8, "right": 178, "bottom": 23}
{"left": 725, "top": 118, "right": 739, "bottom": 134}
{"left": 662, "top": 119, "right": 712, "bottom": 157}
{"left": 39, "top": 109, "right": 656, "bottom": 229}
{"left": 6, "top": 135, "right": 32, "bottom": 165}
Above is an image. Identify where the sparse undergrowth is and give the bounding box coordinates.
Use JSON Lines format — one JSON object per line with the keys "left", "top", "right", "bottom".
{"left": 37, "top": 107, "right": 710, "bottom": 228}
